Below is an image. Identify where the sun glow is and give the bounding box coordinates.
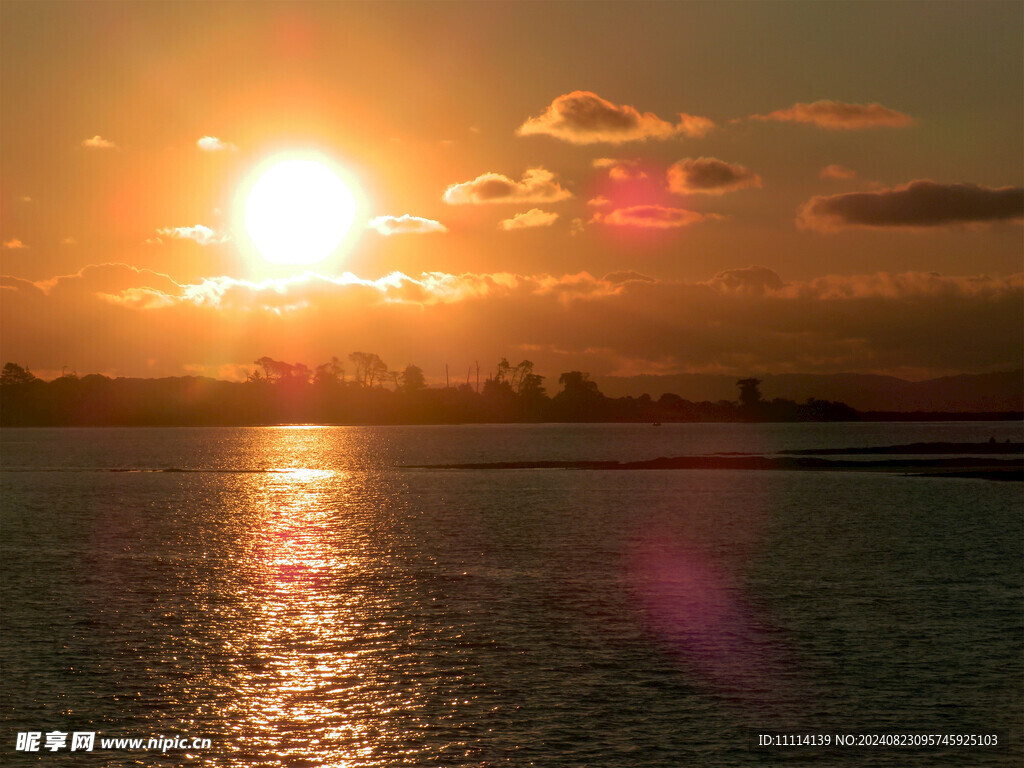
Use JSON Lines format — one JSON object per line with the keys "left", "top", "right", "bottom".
{"left": 242, "top": 156, "right": 358, "bottom": 266}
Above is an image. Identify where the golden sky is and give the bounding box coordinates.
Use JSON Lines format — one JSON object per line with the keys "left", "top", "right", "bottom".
{"left": 2, "top": 1, "right": 1022, "bottom": 383}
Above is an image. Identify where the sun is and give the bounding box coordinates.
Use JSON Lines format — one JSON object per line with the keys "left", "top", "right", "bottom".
{"left": 243, "top": 156, "right": 357, "bottom": 265}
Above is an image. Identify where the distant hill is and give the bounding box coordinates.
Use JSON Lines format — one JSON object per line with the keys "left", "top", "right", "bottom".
{"left": 595, "top": 370, "right": 1023, "bottom": 413}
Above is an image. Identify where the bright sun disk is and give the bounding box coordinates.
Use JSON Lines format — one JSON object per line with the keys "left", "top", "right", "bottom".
{"left": 244, "top": 158, "right": 357, "bottom": 265}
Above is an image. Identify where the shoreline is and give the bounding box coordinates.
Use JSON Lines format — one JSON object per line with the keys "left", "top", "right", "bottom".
{"left": 405, "top": 442, "right": 1024, "bottom": 480}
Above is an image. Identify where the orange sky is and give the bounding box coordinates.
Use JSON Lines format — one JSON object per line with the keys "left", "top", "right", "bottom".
{"left": 2, "top": 1, "right": 1022, "bottom": 384}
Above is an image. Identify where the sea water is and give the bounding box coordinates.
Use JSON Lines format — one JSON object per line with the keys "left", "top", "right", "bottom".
{"left": 1, "top": 423, "right": 1021, "bottom": 766}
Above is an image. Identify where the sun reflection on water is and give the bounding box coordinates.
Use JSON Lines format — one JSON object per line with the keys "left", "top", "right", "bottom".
{"left": 218, "top": 429, "right": 410, "bottom": 767}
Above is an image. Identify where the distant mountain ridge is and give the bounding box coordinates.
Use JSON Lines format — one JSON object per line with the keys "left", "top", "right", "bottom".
{"left": 595, "top": 370, "right": 1023, "bottom": 413}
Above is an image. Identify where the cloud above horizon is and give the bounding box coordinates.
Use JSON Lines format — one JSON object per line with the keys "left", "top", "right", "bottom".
{"left": 517, "top": 91, "right": 713, "bottom": 144}
{"left": 667, "top": 158, "right": 762, "bottom": 196}
{"left": 799, "top": 181, "right": 1024, "bottom": 231}
{"left": 81, "top": 135, "right": 117, "bottom": 148}
{"left": 153, "top": 225, "right": 229, "bottom": 245}
{"left": 820, "top": 164, "right": 858, "bottom": 180}
{"left": 752, "top": 100, "right": 914, "bottom": 130}
{"left": 594, "top": 158, "right": 649, "bottom": 182}
{"left": 443, "top": 168, "right": 572, "bottom": 205}
{"left": 594, "top": 205, "right": 716, "bottom": 229}
{"left": 197, "top": 136, "right": 237, "bottom": 152}
{"left": 2, "top": 264, "right": 1020, "bottom": 382}
{"left": 2, "top": 239, "right": 27, "bottom": 250}
{"left": 498, "top": 209, "right": 559, "bottom": 231}
{"left": 368, "top": 215, "right": 447, "bottom": 235}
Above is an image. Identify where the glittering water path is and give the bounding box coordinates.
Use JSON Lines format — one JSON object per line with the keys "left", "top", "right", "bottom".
{"left": 2, "top": 424, "right": 1021, "bottom": 766}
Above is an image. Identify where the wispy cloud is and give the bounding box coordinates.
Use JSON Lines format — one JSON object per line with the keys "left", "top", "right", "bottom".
{"left": 154, "top": 225, "right": 229, "bottom": 245}
{"left": 197, "top": 136, "right": 238, "bottom": 152}
{"left": 443, "top": 168, "right": 572, "bottom": 205}
{"left": 368, "top": 215, "right": 447, "bottom": 235}
{"left": 594, "top": 158, "right": 648, "bottom": 181}
{"left": 751, "top": 100, "right": 913, "bottom": 130}
{"left": 498, "top": 209, "right": 559, "bottom": 231}
{"left": 2, "top": 238, "right": 27, "bottom": 249}
{"left": 517, "top": 91, "right": 713, "bottom": 144}
{"left": 667, "top": 158, "right": 762, "bottom": 196}
{"left": 798, "top": 181, "right": 1024, "bottom": 231}
{"left": 593, "top": 205, "right": 715, "bottom": 229}
{"left": 4, "top": 264, "right": 1019, "bottom": 380}
{"left": 81, "top": 135, "right": 117, "bottom": 148}
{"left": 820, "top": 164, "right": 858, "bottom": 180}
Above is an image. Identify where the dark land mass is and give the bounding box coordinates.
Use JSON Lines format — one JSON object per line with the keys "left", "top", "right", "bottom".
{"left": 857, "top": 411, "right": 1022, "bottom": 422}
{"left": 598, "top": 370, "right": 1024, "bottom": 412}
{"left": 407, "top": 453, "right": 1024, "bottom": 480}
{"left": 2, "top": 361, "right": 1021, "bottom": 427}
{"left": 780, "top": 441, "right": 1024, "bottom": 455}
{"left": 915, "top": 470, "right": 1024, "bottom": 481}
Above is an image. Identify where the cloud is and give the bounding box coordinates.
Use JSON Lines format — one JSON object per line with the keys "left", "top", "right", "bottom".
{"left": 705, "top": 266, "right": 785, "bottom": 295}
{"left": 517, "top": 91, "right": 713, "bottom": 144}
{"left": 368, "top": 215, "right": 447, "bottom": 235}
{"left": 603, "top": 271, "right": 657, "bottom": 284}
{"left": 751, "top": 100, "right": 914, "bottom": 130}
{"left": 820, "top": 164, "right": 858, "bottom": 180}
{"left": 593, "top": 158, "right": 649, "bottom": 182}
{"left": 667, "top": 158, "right": 762, "bottom": 196}
{"left": 3, "top": 264, "right": 1019, "bottom": 381}
{"left": 676, "top": 113, "right": 715, "bottom": 139}
{"left": 2, "top": 239, "right": 27, "bottom": 249}
{"left": 594, "top": 205, "right": 715, "bottom": 229}
{"left": 498, "top": 209, "right": 559, "bottom": 231}
{"left": 443, "top": 168, "right": 571, "bottom": 205}
{"left": 60, "top": 237, "right": 77, "bottom": 246}
{"left": 81, "top": 135, "right": 116, "bottom": 148}
{"left": 587, "top": 195, "right": 612, "bottom": 208}
{"left": 197, "top": 136, "right": 237, "bottom": 152}
{"left": 798, "top": 180, "right": 1024, "bottom": 231}
{"left": 155, "top": 225, "right": 228, "bottom": 245}
{"left": 19, "top": 196, "right": 32, "bottom": 203}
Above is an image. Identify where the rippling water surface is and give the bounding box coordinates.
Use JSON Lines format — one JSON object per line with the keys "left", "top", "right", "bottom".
{"left": 1, "top": 424, "right": 1021, "bottom": 766}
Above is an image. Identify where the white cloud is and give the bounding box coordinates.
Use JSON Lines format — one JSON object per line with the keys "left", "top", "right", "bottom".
{"left": 443, "top": 168, "right": 572, "bottom": 205}
{"left": 518, "top": 91, "right": 714, "bottom": 145}
{"left": 81, "top": 135, "right": 116, "bottom": 149}
{"left": 155, "top": 225, "right": 228, "bottom": 245}
{"left": 2, "top": 238, "right": 27, "bottom": 249}
{"left": 368, "top": 215, "right": 448, "bottom": 235}
{"left": 197, "top": 136, "right": 238, "bottom": 152}
{"left": 498, "top": 209, "right": 559, "bottom": 231}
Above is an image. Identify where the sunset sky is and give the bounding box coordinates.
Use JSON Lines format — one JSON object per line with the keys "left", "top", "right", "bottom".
{"left": 2, "top": 1, "right": 1022, "bottom": 384}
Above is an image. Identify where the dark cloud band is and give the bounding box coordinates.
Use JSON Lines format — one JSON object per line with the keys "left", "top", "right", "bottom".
{"left": 799, "top": 180, "right": 1024, "bottom": 231}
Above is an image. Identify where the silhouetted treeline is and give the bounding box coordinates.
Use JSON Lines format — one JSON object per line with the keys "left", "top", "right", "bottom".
{"left": 0, "top": 360, "right": 861, "bottom": 427}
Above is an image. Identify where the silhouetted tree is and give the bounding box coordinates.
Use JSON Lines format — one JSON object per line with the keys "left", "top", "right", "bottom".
{"left": 1, "top": 362, "right": 38, "bottom": 386}
{"left": 349, "top": 352, "right": 388, "bottom": 387}
{"left": 400, "top": 364, "right": 426, "bottom": 392}
{"left": 314, "top": 357, "right": 345, "bottom": 386}
{"left": 553, "top": 371, "right": 606, "bottom": 421}
{"left": 494, "top": 357, "right": 512, "bottom": 385}
{"left": 736, "top": 378, "right": 763, "bottom": 408}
